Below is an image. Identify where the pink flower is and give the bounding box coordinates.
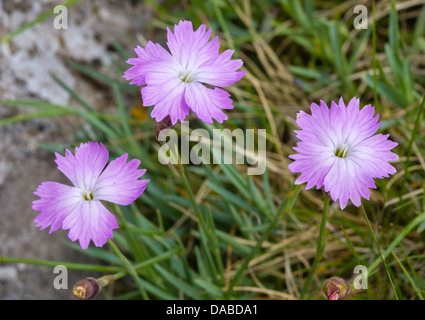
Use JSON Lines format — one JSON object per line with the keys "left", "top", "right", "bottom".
{"left": 288, "top": 97, "right": 398, "bottom": 209}
{"left": 32, "top": 142, "right": 149, "bottom": 249}
{"left": 124, "top": 20, "right": 246, "bottom": 125}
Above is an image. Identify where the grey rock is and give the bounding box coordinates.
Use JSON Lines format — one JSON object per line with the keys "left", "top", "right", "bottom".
{"left": 0, "top": 0, "right": 150, "bottom": 299}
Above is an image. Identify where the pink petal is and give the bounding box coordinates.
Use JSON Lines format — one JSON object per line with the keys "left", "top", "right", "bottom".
{"left": 62, "top": 200, "right": 119, "bottom": 250}
{"left": 323, "top": 158, "right": 376, "bottom": 210}
{"left": 166, "top": 21, "right": 220, "bottom": 71}
{"left": 55, "top": 142, "right": 109, "bottom": 190}
{"left": 184, "top": 83, "right": 233, "bottom": 123}
{"left": 350, "top": 134, "right": 399, "bottom": 178}
{"left": 196, "top": 49, "right": 246, "bottom": 87}
{"left": 94, "top": 154, "right": 149, "bottom": 206}
{"left": 124, "top": 41, "right": 176, "bottom": 86}
{"left": 295, "top": 102, "right": 335, "bottom": 148}
{"left": 142, "top": 76, "right": 189, "bottom": 124}
{"left": 289, "top": 97, "right": 398, "bottom": 210}
{"left": 288, "top": 143, "right": 335, "bottom": 190}
{"left": 32, "top": 182, "right": 82, "bottom": 233}
{"left": 336, "top": 98, "right": 382, "bottom": 146}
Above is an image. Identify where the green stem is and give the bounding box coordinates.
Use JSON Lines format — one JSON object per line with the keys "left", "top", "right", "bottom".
{"left": 368, "top": 211, "right": 425, "bottom": 274}
{"left": 213, "top": 0, "right": 236, "bottom": 52}
{"left": 179, "top": 167, "right": 209, "bottom": 234}
{"left": 391, "top": 252, "right": 424, "bottom": 300}
{"left": 107, "top": 239, "right": 149, "bottom": 300}
{"left": 112, "top": 247, "right": 182, "bottom": 281}
{"left": 179, "top": 168, "right": 226, "bottom": 293}
{"left": 403, "top": 95, "right": 425, "bottom": 186}
{"left": 0, "top": 256, "right": 122, "bottom": 273}
{"left": 300, "top": 197, "right": 329, "bottom": 299}
{"left": 226, "top": 185, "right": 301, "bottom": 297}
{"left": 360, "top": 205, "right": 399, "bottom": 300}
{"left": 372, "top": 0, "right": 378, "bottom": 111}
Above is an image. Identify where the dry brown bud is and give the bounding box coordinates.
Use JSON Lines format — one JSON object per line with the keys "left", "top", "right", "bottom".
{"left": 155, "top": 115, "right": 174, "bottom": 140}
{"left": 72, "top": 277, "right": 101, "bottom": 300}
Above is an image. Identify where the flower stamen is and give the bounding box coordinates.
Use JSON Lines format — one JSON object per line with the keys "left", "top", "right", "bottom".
{"left": 334, "top": 145, "right": 349, "bottom": 158}
{"left": 83, "top": 191, "right": 94, "bottom": 201}
{"left": 179, "top": 69, "right": 196, "bottom": 83}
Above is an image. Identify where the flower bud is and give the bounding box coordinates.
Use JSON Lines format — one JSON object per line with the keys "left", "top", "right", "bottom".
{"left": 323, "top": 277, "right": 352, "bottom": 300}
{"left": 155, "top": 115, "right": 174, "bottom": 140}
{"left": 72, "top": 277, "right": 100, "bottom": 300}
{"left": 72, "top": 275, "right": 115, "bottom": 300}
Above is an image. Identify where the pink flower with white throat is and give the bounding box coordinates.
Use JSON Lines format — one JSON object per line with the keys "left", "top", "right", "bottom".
{"left": 288, "top": 97, "right": 398, "bottom": 210}
{"left": 32, "top": 142, "right": 149, "bottom": 249}
{"left": 124, "top": 20, "right": 246, "bottom": 125}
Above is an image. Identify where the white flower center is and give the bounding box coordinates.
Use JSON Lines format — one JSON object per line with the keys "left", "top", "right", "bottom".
{"left": 334, "top": 144, "right": 349, "bottom": 158}
{"left": 179, "top": 68, "right": 197, "bottom": 83}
